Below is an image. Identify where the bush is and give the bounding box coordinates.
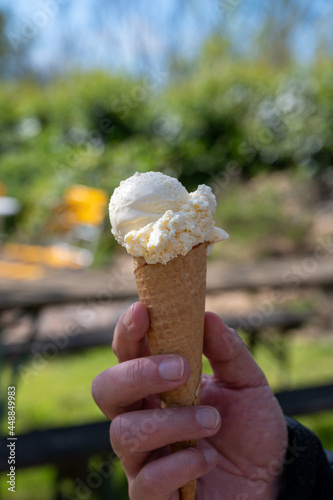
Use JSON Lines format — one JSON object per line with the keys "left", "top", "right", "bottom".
{"left": 1, "top": 39, "right": 332, "bottom": 259}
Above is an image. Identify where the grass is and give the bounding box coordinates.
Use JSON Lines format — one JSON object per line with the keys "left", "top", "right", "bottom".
{"left": 201, "top": 330, "right": 333, "bottom": 394}
{"left": 3, "top": 334, "right": 330, "bottom": 434}
{"left": 212, "top": 172, "right": 313, "bottom": 261}
{"left": 1, "top": 348, "right": 114, "bottom": 433}
{"left": 0, "top": 332, "right": 332, "bottom": 500}
{"left": 0, "top": 460, "right": 128, "bottom": 500}
{"left": 0, "top": 349, "right": 120, "bottom": 500}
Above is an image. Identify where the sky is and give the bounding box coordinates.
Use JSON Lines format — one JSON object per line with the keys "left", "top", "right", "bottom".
{"left": 0, "top": 0, "right": 217, "bottom": 74}
{"left": 0, "top": 0, "right": 332, "bottom": 77}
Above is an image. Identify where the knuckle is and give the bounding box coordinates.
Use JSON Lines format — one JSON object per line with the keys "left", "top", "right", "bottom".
{"left": 126, "top": 357, "right": 147, "bottom": 388}
{"left": 179, "top": 447, "right": 196, "bottom": 468}
{"left": 136, "top": 466, "right": 160, "bottom": 497}
{"left": 178, "top": 448, "right": 205, "bottom": 477}
{"left": 222, "top": 328, "right": 243, "bottom": 358}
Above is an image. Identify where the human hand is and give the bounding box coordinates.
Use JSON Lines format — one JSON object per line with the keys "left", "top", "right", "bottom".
{"left": 92, "top": 302, "right": 287, "bottom": 500}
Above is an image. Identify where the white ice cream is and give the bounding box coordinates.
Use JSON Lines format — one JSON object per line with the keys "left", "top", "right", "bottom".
{"left": 109, "top": 171, "right": 228, "bottom": 264}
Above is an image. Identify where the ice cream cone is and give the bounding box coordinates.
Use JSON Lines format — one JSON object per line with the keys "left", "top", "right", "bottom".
{"left": 133, "top": 242, "right": 207, "bottom": 500}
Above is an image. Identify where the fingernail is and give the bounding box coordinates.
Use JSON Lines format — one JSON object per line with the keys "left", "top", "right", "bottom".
{"left": 196, "top": 408, "right": 220, "bottom": 430}
{"left": 159, "top": 356, "right": 184, "bottom": 381}
{"left": 202, "top": 447, "right": 218, "bottom": 465}
{"left": 123, "top": 305, "right": 134, "bottom": 326}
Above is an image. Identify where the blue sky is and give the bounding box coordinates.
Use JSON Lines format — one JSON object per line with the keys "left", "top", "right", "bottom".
{"left": 1, "top": 0, "right": 220, "bottom": 74}
{"left": 1, "top": 0, "right": 332, "bottom": 76}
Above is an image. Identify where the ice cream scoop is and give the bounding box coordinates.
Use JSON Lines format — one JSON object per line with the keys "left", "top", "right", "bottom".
{"left": 109, "top": 171, "right": 228, "bottom": 264}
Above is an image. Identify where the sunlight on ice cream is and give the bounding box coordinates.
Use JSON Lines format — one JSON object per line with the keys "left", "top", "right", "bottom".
{"left": 109, "top": 171, "right": 228, "bottom": 264}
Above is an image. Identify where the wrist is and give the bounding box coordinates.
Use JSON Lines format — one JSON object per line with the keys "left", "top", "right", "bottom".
{"left": 277, "top": 416, "right": 333, "bottom": 499}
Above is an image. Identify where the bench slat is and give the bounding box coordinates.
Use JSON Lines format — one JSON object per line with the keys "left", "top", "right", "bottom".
{"left": 1, "top": 384, "right": 332, "bottom": 471}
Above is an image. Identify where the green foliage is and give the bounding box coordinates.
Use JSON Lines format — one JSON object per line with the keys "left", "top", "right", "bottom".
{"left": 0, "top": 466, "right": 56, "bottom": 500}
{"left": 1, "top": 347, "right": 114, "bottom": 433}
{"left": 211, "top": 172, "right": 313, "bottom": 260}
{"left": 1, "top": 37, "right": 333, "bottom": 258}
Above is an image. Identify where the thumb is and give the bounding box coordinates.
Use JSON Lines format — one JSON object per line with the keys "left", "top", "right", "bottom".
{"left": 203, "top": 312, "right": 268, "bottom": 389}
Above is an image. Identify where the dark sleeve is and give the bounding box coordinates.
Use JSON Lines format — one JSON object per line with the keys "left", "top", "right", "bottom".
{"left": 278, "top": 416, "right": 333, "bottom": 499}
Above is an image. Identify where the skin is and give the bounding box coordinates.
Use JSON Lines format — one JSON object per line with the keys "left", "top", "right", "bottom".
{"left": 92, "top": 302, "right": 288, "bottom": 500}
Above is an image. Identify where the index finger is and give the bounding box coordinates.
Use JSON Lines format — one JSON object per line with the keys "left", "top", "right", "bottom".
{"left": 112, "top": 302, "right": 150, "bottom": 362}
{"left": 203, "top": 312, "right": 268, "bottom": 389}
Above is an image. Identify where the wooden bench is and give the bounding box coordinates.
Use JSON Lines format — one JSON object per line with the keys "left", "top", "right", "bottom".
{"left": 1, "top": 312, "right": 309, "bottom": 360}
{"left": 1, "top": 383, "right": 332, "bottom": 472}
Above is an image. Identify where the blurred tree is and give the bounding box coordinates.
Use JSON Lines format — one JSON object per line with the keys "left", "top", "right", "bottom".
{"left": 0, "top": 10, "right": 11, "bottom": 77}
{"left": 0, "top": 0, "right": 332, "bottom": 258}
{"left": 0, "top": 9, "right": 34, "bottom": 80}
{"left": 2, "top": 0, "right": 332, "bottom": 78}
{"left": 252, "top": 0, "right": 320, "bottom": 66}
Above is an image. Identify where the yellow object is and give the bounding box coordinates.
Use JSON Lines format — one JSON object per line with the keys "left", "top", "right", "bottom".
{"left": 0, "top": 185, "right": 107, "bottom": 279}
{"left": 64, "top": 185, "right": 108, "bottom": 226}
{"left": 0, "top": 182, "right": 6, "bottom": 196}
{"left": 0, "top": 260, "right": 44, "bottom": 280}
{"left": 1, "top": 243, "right": 90, "bottom": 269}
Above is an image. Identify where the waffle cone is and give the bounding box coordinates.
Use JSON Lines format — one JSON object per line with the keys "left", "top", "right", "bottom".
{"left": 133, "top": 242, "right": 207, "bottom": 500}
